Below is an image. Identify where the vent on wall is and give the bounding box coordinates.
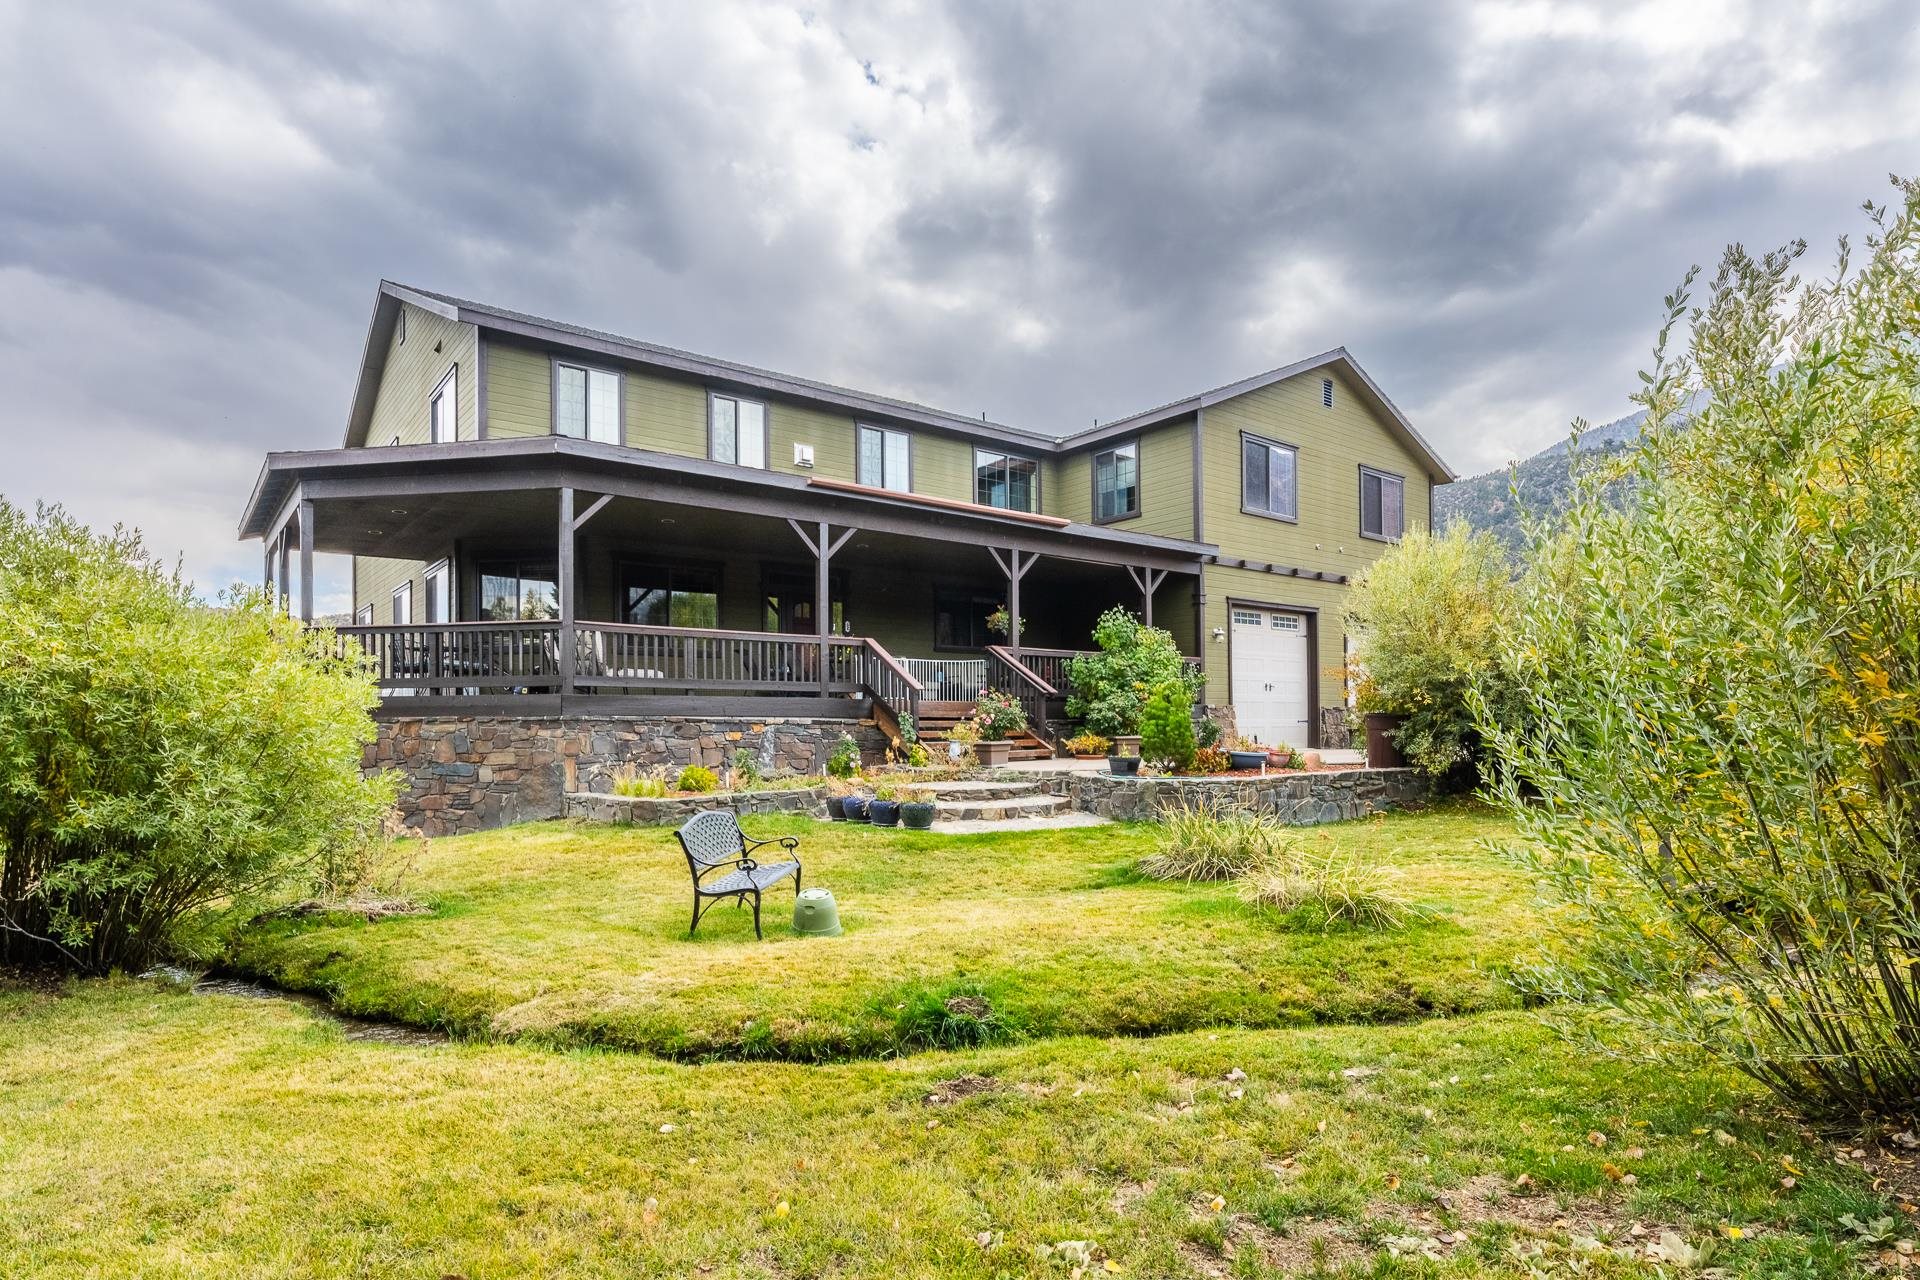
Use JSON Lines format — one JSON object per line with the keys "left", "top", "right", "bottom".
{"left": 1322, "top": 377, "right": 1334, "bottom": 408}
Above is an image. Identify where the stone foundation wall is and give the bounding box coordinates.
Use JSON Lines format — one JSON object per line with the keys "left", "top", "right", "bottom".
{"left": 565, "top": 787, "right": 826, "bottom": 826}
{"left": 1035, "top": 766, "right": 1426, "bottom": 825}
{"left": 369, "top": 716, "right": 886, "bottom": 836}
{"left": 1319, "top": 707, "right": 1355, "bottom": 750}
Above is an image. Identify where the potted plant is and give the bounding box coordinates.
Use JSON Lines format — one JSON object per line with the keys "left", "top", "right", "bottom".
{"left": 969, "top": 688, "right": 1028, "bottom": 767}
{"left": 1064, "top": 731, "right": 1110, "bottom": 759}
{"left": 824, "top": 777, "right": 853, "bottom": 820}
{"left": 1107, "top": 740, "right": 1141, "bottom": 777}
{"left": 1226, "top": 734, "right": 1268, "bottom": 771}
{"left": 867, "top": 780, "right": 902, "bottom": 827}
{"left": 841, "top": 791, "right": 872, "bottom": 822}
{"left": 944, "top": 717, "right": 980, "bottom": 767}
{"left": 984, "top": 604, "right": 1027, "bottom": 639}
{"left": 899, "top": 786, "right": 936, "bottom": 830}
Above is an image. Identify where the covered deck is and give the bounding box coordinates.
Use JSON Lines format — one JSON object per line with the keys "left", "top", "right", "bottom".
{"left": 239, "top": 437, "right": 1213, "bottom": 740}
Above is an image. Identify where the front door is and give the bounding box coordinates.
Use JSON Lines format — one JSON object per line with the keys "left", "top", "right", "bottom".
{"left": 1229, "top": 606, "right": 1311, "bottom": 748}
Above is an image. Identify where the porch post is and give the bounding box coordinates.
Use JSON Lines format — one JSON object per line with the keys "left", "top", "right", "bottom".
{"left": 557, "top": 487, "right": 575, "bottom": 697}
{"left": 815, "top": 520, "right": 831, "bottom": 694}
{"left": 296, "top": 500, "right": 315, "bottom": 624}
{"left": 276, "top": 529, "right": 290, "bottom": 614}
{"left": 1126, "top": 565, "right": 1168, "bottom": 628}
{"left": 987, "top": 548, "right": 1038, "bottom": 657}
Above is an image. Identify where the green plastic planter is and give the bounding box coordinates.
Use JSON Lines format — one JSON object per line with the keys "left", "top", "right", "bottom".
{"left": 793, "top": 887, "right": 843, "bottom": 937}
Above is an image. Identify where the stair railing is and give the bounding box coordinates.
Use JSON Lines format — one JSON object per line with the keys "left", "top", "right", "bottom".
{"left": 983, "top": 644, "right": 1057, "bottom": 753}
{"left": 857, "top": 637, "right": 925, "bottom": 748}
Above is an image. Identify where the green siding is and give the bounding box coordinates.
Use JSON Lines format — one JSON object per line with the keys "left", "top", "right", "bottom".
{"left": 354, "top": 555, "right": 434, "bottom": 624}
{"left": 1053, "top": 419, "right": 1195, "bottom": 536}
{"left": 484, "top": 342, "right": 551, "bottom": 439}
{"left": 1196, "top": 366, "right": 1437, "bottom": 726}
{"left": 366, "top": 303, "right": 477, "bottom": 446}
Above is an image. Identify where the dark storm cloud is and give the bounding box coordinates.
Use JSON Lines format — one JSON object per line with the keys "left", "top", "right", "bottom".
{"left": 1, "top": 0, "right": 1916, "bottom": 610}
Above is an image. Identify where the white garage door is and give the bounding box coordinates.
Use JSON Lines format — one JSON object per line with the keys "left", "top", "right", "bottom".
{"left": 1229, "top": 607, "right": 1310, "bottom": 748}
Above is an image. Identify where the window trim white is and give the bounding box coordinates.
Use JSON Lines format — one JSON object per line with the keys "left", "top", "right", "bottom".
{"left": 355, "top": 604, "right": 373, "bottom": 626}
{"left": 390, "top": 581, "right": 413, "bottom": 625}
{"left": 856, "top": 422, "right": 913, "bottom": 493}
{"left": 707, "top": 391, "right": 770, "bottom": 468}
{"left": 423, "top": 560, "right": 450, "bottom": 625}
{"left": 551, "top": 357, "right": 623, "bottom": 445}
{"left": 1240, "top": 432, "right": 1300, "bottom": 524}
{"left": 429, "top": 365, "right": 458, "bottom": 444}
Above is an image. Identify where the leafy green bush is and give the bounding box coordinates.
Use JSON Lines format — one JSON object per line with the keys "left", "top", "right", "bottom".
{"left": 970, "top": 687, "right": 1028, "bottom": 740}
{"left": 1138, "top": 680, "right": 1196, "bottom": 772}
{"left": 675, "top": 765, "right": 719, "bottom": 794}
{"left": 826, "top": 733, "right": 861, "bottom": 779}
{"left": 1479, "top": 180, "right": 1920, "bottom": 1118}
{"left": 1343, "top": 523, "right": 1519, "bottom": 784}
{"left": 0, "top": 502, "right": 395, "bottom": 973}
{"left": 1066, "top": 607, "right": 1203, "bottom": 737}
{"left": 1138, "top": 801, "right": 1283, "bottom": 881}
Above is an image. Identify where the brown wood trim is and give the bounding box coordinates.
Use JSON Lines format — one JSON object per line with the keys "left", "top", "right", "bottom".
{"left": 807, "top": 475, "right": 1071, "bottom": 526}
{"left": 863, "top": 636, "right": 927, "bottom": 694}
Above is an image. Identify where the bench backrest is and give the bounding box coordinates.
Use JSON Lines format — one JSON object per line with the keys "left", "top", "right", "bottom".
{"left": 676, "top": 810, "right": 746, "bottom": 870}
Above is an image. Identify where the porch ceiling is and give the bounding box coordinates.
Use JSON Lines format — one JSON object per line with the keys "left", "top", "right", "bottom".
{"left": 243, "top": 436, "right": 1213, "bottom": 574}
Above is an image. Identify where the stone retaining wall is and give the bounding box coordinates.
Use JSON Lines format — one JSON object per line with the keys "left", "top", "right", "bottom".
{"left": 564, "top": 787, "right": 826, "bottom": 826}
{"left": 369, "top": 716, "right": 885, "bottom": 836}
{"left": 1035, "top": 766, "right": 1426, "bottom": 824}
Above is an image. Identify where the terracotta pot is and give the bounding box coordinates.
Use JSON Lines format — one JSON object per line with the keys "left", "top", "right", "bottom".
{"left": 1364, "top": 713, "right": 1407, "bottom": 769}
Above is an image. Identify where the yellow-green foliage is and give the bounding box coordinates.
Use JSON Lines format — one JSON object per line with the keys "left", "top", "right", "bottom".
{"left": 1136, "top": 802, "right": 1285, "bottom": 882}
{"left": 1138, "top": 680, "right": 1196, "bottom": 772}
{"left": 1344, "top": 522, "right": 1517, "bottom": 781}
{"left": 1239, "top": 850, "right": 1421, "bottom": 931}
{"left": 674, "top": 765, "right": 718, "bottom": 794}
{"left": 0, "top": 501, "right": 395, "bottom": 973}
{"left": 609, "top": 766, "right": 669, "bottom": 798}
{"left": 1483, "top": 180, "right": 1920, "bottom": 1118}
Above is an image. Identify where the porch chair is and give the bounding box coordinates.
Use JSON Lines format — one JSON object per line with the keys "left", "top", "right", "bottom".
{"left": 675, "top": 810, "right": 803, "bottom": 940}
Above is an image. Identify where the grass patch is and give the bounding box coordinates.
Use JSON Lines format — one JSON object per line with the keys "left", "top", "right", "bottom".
{"left": 223, "top": 804, "right": 1534, "bottom": 1059}
{"left": 0, "top": 979, "right": 1891, "bottom": 1278}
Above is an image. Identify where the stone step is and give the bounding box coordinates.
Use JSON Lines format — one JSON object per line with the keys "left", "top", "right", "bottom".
{"left": 932, "top": 792, "right": 1072, "bottom": 822}
{"left": 912, "top": 779, "right": 1047, "bottom": 801}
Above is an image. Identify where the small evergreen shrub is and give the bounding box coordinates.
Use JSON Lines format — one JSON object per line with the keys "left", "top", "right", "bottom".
{"left": 1138, "top": 680, "right": 1196, "bottom": 772}
{"left": 675, "top": 765, "right": 718, "bottom": 794}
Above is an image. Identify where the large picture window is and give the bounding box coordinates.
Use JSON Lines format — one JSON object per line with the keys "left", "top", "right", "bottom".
{"left": 1093, "top": 440, "right": 1139, "bottom": 522}
{"left": 1359, "top": 465, "right": 1406, "bottom": 540}
{"left": 555, "top": 361, "right": 620, "bottom": 444}
{"left": 974, "top": 448, "right": 1037, "bottom": 511}
{"left": 1242, "top": 435, "right": 1298, "bottom": 521}
{"left": 479, "top": 561, "right": 559, "bottom": 620}
{"left": 857, "top": 424, "right": 911, "bottom": 492}
{"left": 621, "top": 563, "right": 720, "bottom": 628}
{"left": 709, "top": 393, "right": 767, "bottom": 468}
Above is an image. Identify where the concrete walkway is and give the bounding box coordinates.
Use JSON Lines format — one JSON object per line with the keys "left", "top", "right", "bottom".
{"left": 1001, "top": 748, "right": 1369, "bottom": 772}
{"left": 930, "top": 811, "right": 1111, "bottom": 835}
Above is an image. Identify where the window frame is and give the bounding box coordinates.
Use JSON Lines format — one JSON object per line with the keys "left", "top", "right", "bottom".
{"left": 550, "top": 357, "right": 623, "bottom": 445}
{"left": 1091, "top": 438, "right": 1141, "bottom": 524}
{"left": 856, "top": 422, "right": 913, "bottom": 493}
{"left": 355, "top": 604, "right": 373, "bottom": 626}
{"left": 390, "top": 581, "right": 412, "bottom": 625}
{"left": 934, "top": 586, "right": 1004, "bottom": 652}
{"left": 1358, "top": 464, "right": 1407, "bottom": 542}
{"left": 1239, "top": 431, "right": 1300, "bottom": 525}
{"left": 423, "top": 559, "right": 450, "bottom": 624}
{"left": 707, "top": 390, "right": 770, "bottom": 469}
{"left": 617, "top": 558, "right": 724, "bottom": 629}
{"left": 429, "top": 366, "right": 458, "bottom": 443}
{"left": 476, "top": 559, "right": 560, "bottom": 621}
{"left": 972, "top": 446, "right": 1039, "bottom": 512}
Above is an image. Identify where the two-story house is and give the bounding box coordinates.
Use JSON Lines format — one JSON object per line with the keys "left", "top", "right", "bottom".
{"left": 238, "top": 281, "right": 1451, "bottom": 772}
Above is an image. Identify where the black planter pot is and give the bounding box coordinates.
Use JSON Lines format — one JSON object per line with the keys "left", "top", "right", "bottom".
{"left": 825, "top": 795, "right": 847, "bottom": 821}
{"left": 1107, "top": 755, "right": 1142, "bottom": 777}
{"left": 900, "top": 801, "right": 936, "bottom": 830}
{"left": 841, "top": 795, "right": 871, "bottom": 822}
{"left": 1227, "top": 750, "right": 1267, "bottom": 770}
{"left": 867, "top": 799, "right": 901, "bottom": 827}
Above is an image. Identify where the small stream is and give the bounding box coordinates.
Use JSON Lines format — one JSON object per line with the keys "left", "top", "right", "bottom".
{"left": 147, "top": 967, "right": 449, "bottom": 1047}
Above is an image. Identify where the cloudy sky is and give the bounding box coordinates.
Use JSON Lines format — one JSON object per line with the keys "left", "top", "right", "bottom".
{"left": 3, "top": 0, "right": 1917, "bottom": 612}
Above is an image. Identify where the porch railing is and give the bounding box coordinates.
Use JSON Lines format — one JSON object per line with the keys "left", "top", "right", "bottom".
{"left": 340, "top": 621, "right": 563, "bottom": 693}
{"left": 984, "top": 645, "right": 1057, "bottom": 750}
{"left": 853, "top": 638, "right": 924, "bottom": 744}
{"left": 573, "top": 623, "right": 858, "bottom": 693}
{"left": 900, "top": 657, "right": 986, "bottom": 702}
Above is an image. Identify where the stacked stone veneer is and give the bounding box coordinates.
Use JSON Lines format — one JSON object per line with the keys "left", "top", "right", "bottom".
{"left": 565, "top": 787, "right": 826, "bottom": 825}
{"left": 1035, "top": 766, "right": 1426, "bottom": 825}
{"left": 369, "top": 716, "right": 885, "bottom": 836}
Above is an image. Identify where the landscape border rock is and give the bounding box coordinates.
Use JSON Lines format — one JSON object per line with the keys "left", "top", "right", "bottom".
{"left": 565, "top": 786, "right": 826, "bottom": 825}
{"left": 1033, "top": 767, "right": 1426, "bottom": 824}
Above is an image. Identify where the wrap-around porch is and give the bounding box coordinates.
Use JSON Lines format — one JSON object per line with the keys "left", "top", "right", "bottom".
{"left": 246, "top": 439, "right": 1211, "bottom": 749}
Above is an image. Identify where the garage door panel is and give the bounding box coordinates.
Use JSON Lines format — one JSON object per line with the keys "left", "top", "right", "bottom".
{"left": 1230, "top": 608, "right": 1310, "bottom": 748}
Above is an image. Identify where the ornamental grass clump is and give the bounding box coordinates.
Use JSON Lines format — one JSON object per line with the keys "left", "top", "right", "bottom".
{"left": 0, "top": 501, "right": 396, "bottom": 974}
{"left": 1138, "top": 802, "right": 1286, "bottom": 882}
{"left": 1479, "top": 179, "right": 1920, "bottom": 1119}
{"left": 1238, "top": 851, "right": 1421, "bottom": 932}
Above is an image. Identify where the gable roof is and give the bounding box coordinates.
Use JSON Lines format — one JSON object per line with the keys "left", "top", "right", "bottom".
{"left": 344, "top": 282, "right": 1454, "bottom": 480}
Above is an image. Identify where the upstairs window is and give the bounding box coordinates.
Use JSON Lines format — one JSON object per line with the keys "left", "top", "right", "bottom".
{"left": 974, "top": 448, "right": 1037, "bottom": 511}
{"left": 858, "top": 424, "right": 910, "bottom": 492}
{"left": 1092, "top": 440, "right": 1139, "bottom": 522}
{"left": 709, "top": 393, "right": 768, "bottom": 468}
{"left": 430, "top": 367, "right": 457, "bottom": 443}
{"left": 1242, "top": 434, "right": 1298, "bottom": 521}
{"left": 1360, "top": 466, "right": 1406, "bottom": 540}
{"left": 555, "top": 361, "right": 620, "bottom": 444}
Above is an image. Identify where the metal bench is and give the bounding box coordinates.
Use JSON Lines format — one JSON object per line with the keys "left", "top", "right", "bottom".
{"left": 675, "top": 810, "right": 803, "bottom": 939}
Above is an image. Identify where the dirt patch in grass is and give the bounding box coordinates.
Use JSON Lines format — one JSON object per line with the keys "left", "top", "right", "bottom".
{"left": 923, "top": 1073, "right": 1000, "bottom": 1105}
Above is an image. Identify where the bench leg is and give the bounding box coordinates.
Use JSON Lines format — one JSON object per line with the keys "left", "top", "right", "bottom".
{"left": 751, "top": 890, "right": 764, "bottom": 940}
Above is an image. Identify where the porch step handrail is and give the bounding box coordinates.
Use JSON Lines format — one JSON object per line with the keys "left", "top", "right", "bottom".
{"left": 855, "top": 637, "right": 923, "bottom": 748}
{"left": 984, "top": 645, "right": 1058, "bottom": 753}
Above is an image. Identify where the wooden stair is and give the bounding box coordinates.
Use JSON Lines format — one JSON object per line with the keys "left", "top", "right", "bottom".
{"left": 915, "top": 700, "right": 1056, "bottom": 761}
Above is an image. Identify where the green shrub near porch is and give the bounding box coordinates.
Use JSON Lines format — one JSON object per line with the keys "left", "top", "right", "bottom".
{"left": 1065, "top": 606, "right": 1205, "bottom": 737}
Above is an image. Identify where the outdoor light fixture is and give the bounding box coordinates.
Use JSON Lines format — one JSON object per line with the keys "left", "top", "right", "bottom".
{"left": 1212, "top": 627, "right": 1226, "bottom": 642}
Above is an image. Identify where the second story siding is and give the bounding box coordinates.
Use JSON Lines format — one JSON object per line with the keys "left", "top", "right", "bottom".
{"left": 1053, "top": 420, "right": 1197, "bottom": 539}
{"left": 369, "top": 303, "right": 477, "bottom": 446}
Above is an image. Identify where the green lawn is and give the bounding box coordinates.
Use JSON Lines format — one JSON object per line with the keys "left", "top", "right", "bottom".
{"left": 226, "top": 804, "right": 1536, "bottom": 1059}
{"left": 0, "top": 981, "right": 1886, "bottom": 1278}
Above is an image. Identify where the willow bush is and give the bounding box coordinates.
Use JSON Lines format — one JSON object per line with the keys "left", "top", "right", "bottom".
{"left": 1480, "top": 181, "right": 1920, "bottom": 1118}
{"left": 0, "top": 502, "right": 396, "bottom": 973}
